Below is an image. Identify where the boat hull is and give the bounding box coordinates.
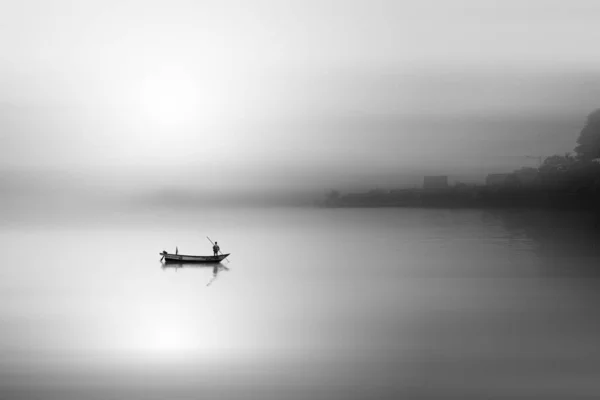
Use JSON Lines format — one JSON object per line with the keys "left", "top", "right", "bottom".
{"left": 160, "top": 252, "right": 230, "bottom": 263}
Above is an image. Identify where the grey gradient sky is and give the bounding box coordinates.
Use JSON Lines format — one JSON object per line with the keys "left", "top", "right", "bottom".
{"left": 2, "top": 0, "right": 600, "bottom": 194}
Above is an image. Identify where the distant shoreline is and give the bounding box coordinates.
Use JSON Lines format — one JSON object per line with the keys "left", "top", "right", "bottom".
{"left": 319, "top": 186, "right": 600, "bottom": 214}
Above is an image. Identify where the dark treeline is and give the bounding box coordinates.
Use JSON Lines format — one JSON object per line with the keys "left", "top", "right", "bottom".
{"left": 323, "top": 109, "right": 600, "bottom": 214}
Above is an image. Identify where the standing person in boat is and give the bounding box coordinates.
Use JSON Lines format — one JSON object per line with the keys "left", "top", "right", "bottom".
{"left": 213, "top": 241, "right": 220, "bottom": 257}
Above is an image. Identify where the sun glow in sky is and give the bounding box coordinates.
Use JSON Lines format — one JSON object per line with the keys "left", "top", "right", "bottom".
{"left": 140, "top": 73, "right": 200, "bottom": 127}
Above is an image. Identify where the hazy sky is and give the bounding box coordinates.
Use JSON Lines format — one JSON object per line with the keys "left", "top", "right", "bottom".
{"left": 2, "top": 0, "right": 600, "bottom": 193}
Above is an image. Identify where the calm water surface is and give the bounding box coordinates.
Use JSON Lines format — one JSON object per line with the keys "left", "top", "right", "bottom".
{"left": 1, "top": 207, "right": 600, "bottom": 399}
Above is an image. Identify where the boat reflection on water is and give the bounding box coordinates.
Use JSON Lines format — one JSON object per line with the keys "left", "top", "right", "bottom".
{"left": 161, "top": 262, "right": 230, "bottom": 286}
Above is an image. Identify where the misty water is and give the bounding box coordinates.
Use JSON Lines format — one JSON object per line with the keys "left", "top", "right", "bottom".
{"left": 2, "top": 207, "right": 600, "bottom": 399}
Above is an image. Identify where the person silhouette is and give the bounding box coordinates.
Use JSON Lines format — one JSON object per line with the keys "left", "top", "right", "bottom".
{"left": 213, "top": 242, "right": 220, "bottom": 257}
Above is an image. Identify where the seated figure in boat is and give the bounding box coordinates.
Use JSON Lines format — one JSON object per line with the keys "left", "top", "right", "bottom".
{"left": 213, "top": 242, "right": 220, "bottom": 256}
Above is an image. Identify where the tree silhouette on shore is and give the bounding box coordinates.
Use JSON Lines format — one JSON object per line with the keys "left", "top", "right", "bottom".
{"left": 575, "top": 109, "right": 600, "bottom": 162}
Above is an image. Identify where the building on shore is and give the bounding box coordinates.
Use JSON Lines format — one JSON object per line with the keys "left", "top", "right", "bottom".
{"left": 423, "top": 176, "right": 449, "bottom": 189}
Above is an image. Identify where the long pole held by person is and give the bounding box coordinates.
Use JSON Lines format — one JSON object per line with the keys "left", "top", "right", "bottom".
{"left": 207, "top": 236, "right": 230, "bottom": 263}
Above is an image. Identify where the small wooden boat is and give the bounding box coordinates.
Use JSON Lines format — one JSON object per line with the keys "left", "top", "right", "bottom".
{"left": 160, "top": 250, "right": 230, "bottom": 264}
